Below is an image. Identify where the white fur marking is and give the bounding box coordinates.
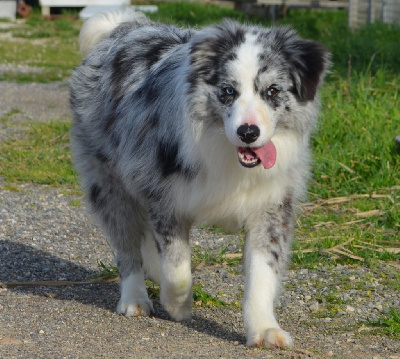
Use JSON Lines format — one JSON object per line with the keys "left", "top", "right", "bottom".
{"left": 243, "top": 253, "right": 293, "bottom": 348}
{"left": 117, "top": 272, "right": 153, "bottom": 317}
{"left": 141, "top": 232, "right": 161, "bottom": 284}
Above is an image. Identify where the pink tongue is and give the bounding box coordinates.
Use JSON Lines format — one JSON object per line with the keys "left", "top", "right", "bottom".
{"left": 252, "top": 140, "right": 277, "bottom": 169}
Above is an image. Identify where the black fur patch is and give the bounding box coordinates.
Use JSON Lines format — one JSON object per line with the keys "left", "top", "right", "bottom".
{"left": 111, "top": 48, "right": 131, "bottom": 97}
{"left": 154, "top": 236, "right": 172, "bottom": 254}
{"left": 136, "top": 113, "right": 159, "bottom": 146}
{"left": 189, "top": 22, "right": 245, "bottom": 90}
{"left": 89, "top": 183, "right": 105, "bottom": 208}
{"left": 287, "top": 41, "right": 328, "bottom": 102}
{"left": 296, "top": 41, "right": 328, "bottom": 101}
{"left": 110, "top": 132, "right": 121, "bottom": 148}
{"left": 145, "top": 41, "right": 172, "bottom": 68}
{"left": 104, "top": 110, "right": 118, "bottom": 134}
{"left": 271, "top": 250, "right": 279, "bottom": 262}
{"left": 96, "top": 150, "right": 110, "bottom": 163}
{"left": 157, "top": 139, "right": 198, "bottom": 179}
{"left": 131, "top": 27, "right": 193, "bottom": 70}
{"left": 157, "top": 140, "right": 180, "bottom": 177}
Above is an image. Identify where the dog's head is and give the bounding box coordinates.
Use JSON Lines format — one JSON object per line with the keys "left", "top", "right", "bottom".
{"left": 188, "top": 21, "right": 330, "bottom": 169}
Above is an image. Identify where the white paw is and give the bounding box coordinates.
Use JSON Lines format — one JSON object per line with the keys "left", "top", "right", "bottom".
{"left": 246, "top": 327, "right": 293, "bottom": 349}
{"left": 117, "top": 298, "right": 154, "bottom": 317}
{"left": 162, "top": 301, "right": 192, "bottom": 321}
{"left": 161, "top": 287, "right": 192, "bottom": 321}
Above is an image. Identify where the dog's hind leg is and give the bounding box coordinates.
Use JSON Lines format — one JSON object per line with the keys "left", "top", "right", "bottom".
{"left": 88, "top": 181, "right": 154, "bottom": 317}
{"left": 116, "top": 233, "right": 154, "bottom": 317}
{"left": 141, "top": 230, "right": 161, "bottom": 284}
{"left": 243, "top": 195, "right": 295, "bottom": 349}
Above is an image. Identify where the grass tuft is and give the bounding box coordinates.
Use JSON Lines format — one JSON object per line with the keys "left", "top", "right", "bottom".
{"left": 367, "top": 309, "right": 400, "bottom": 338}
{"left": 193, "top": 283, "right": 229, "bottom": 307}
{"left": 0, "top": 121, "right": 77, "bottom": 186}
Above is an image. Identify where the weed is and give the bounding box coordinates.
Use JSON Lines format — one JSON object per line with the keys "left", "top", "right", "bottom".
{"left": 367, "top": 309, "right": 400, "bottom": 338}
{"left": 193, "top": 283, "right": 228, "bottom": 307}
{"left": 192, "top": 246, "right": 242, "bottom": 267}
{"left": 69, "top": 200, "right": 82, "bottom": 207}
{"left": 1, "top": 109, "right": 22, "bottom": 122}
{"left": 94, "top": 262, "right": 230, "bottom": 306}
{"left": 0, "top": 184, "right": 23, "bottom": 192}
{"left": 96, "top": 261, "right": 118, "bottom": 281}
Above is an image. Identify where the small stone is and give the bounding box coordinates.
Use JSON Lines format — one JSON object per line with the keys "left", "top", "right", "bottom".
{"left": 395, "top": 135, "right": 400, "bottom": 154}
{"left": 346, "top": 305, "right": 355, "bottom": 313}
{"left": 309, "top": 302, "right": 320, "bottom": 311}
{"left": 341, "top": 293, "right": 351, "bottom": 302}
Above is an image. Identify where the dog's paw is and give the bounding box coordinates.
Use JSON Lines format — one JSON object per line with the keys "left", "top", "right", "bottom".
{"left": 247, "top": 327, "right": 293, "bottom": 349}
{"left": 160, "top": 279, "right": 193, "bottom": 321}
{"left": 161, "top": 288, "right": 192, "bottom": 321}
{"left": 117, "top": 298, "right": 154, "bottom": 317}
{"left": 163, "top": 302, "right": 192, "bottom": 321}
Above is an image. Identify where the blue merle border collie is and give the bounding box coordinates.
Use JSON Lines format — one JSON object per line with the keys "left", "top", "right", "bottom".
{"left": 70, "top": 10, "right": 330, "bottom": 348}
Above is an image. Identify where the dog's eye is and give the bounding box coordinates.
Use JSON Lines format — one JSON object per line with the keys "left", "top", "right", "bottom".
{"left": 219, "top": 86, "right": 237, "bottom": 105}
{"left": 267, "top": 86, "right": 279, "bottom": 97}
{"left": 224, "top": 87, "right": 236, "bottom": 96}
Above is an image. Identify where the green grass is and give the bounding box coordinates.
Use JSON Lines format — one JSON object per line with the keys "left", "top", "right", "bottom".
{"left": 279, "top": 10, "right": 400, "bottom": 75}
{"left": 193, "top": 283, "right": 229, "bottom": 307}
{"left": 0, "top": 121, "right": 77, "bottom": 185}
{"left": 147, "top": 1, "right": 250, "bottom": 26}
{"left": 367, "top": 309, "right": 400, "bottom": 338}
{"left": 193, "top": 246, "right": 242, "bottom": 267}
{"left": 0, "top": 15, "right": 81, "bottom": 83}
{"left": 314, "top": 70, "right": 400, "bottom": 197}
{"left": 95, "top": 262, "right": 231, "bottom": 306}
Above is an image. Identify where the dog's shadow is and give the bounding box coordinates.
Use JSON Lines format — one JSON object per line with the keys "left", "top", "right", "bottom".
{"left": 0, "top": 240, "right": 244, "bottom": 344}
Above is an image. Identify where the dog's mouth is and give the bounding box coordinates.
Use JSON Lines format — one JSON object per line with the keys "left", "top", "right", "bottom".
{"left": 237, "top": 140, "right": 277, "bottom": 169}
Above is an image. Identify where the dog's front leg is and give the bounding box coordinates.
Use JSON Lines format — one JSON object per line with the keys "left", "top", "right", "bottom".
{"left": 152, "top": 218, "right": 193, "bottom": 321}
{"left": 243, "top": 196, "right": 294, "bottom": 349}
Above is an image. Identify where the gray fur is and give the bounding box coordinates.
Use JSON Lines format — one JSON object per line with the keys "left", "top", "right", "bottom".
{"left": 70, "top": 11, "right": 329, "bottom": 348}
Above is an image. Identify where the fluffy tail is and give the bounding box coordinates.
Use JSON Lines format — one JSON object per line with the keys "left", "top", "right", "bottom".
{"left": 79, "top": 10, "right": 150, "bottom": 56}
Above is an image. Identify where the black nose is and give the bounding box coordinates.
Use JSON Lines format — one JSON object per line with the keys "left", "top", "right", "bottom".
{"left": 237, "top": 123, "right": 260, "bottom": 144}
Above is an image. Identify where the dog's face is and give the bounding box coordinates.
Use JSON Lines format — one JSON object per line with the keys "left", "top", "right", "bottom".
{"left": 189, "top": 22, "right": 329, "bottom": 169}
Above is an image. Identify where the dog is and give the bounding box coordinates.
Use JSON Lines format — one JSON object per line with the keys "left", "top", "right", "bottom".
{"left": 70, "top": 10, "right": 329, "bottom": 348}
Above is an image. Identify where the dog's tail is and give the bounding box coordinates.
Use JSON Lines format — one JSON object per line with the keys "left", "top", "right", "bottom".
{"left": 79, "top": 10, "right": 150, "bottom": 57}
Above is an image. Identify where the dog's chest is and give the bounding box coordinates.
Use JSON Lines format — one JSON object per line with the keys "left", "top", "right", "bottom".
{"left": 173, "top": 167, "right": 290, "bottom": 228}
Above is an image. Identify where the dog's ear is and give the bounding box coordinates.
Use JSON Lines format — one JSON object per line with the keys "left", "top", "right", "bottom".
{"left": 279, "top": 28, "right": 331, "bottom": 102}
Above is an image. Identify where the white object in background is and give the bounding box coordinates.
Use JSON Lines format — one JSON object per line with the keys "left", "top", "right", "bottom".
{"left": 0, "top": 0, "right": 17, "bottom": 20}
{"left": 79, "top": 5, "right": 158, "bottom": 20}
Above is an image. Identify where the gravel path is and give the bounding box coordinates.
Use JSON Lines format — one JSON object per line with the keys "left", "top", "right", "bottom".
{"left": 0, "top": 82, "right": 399, "bottom": 358}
